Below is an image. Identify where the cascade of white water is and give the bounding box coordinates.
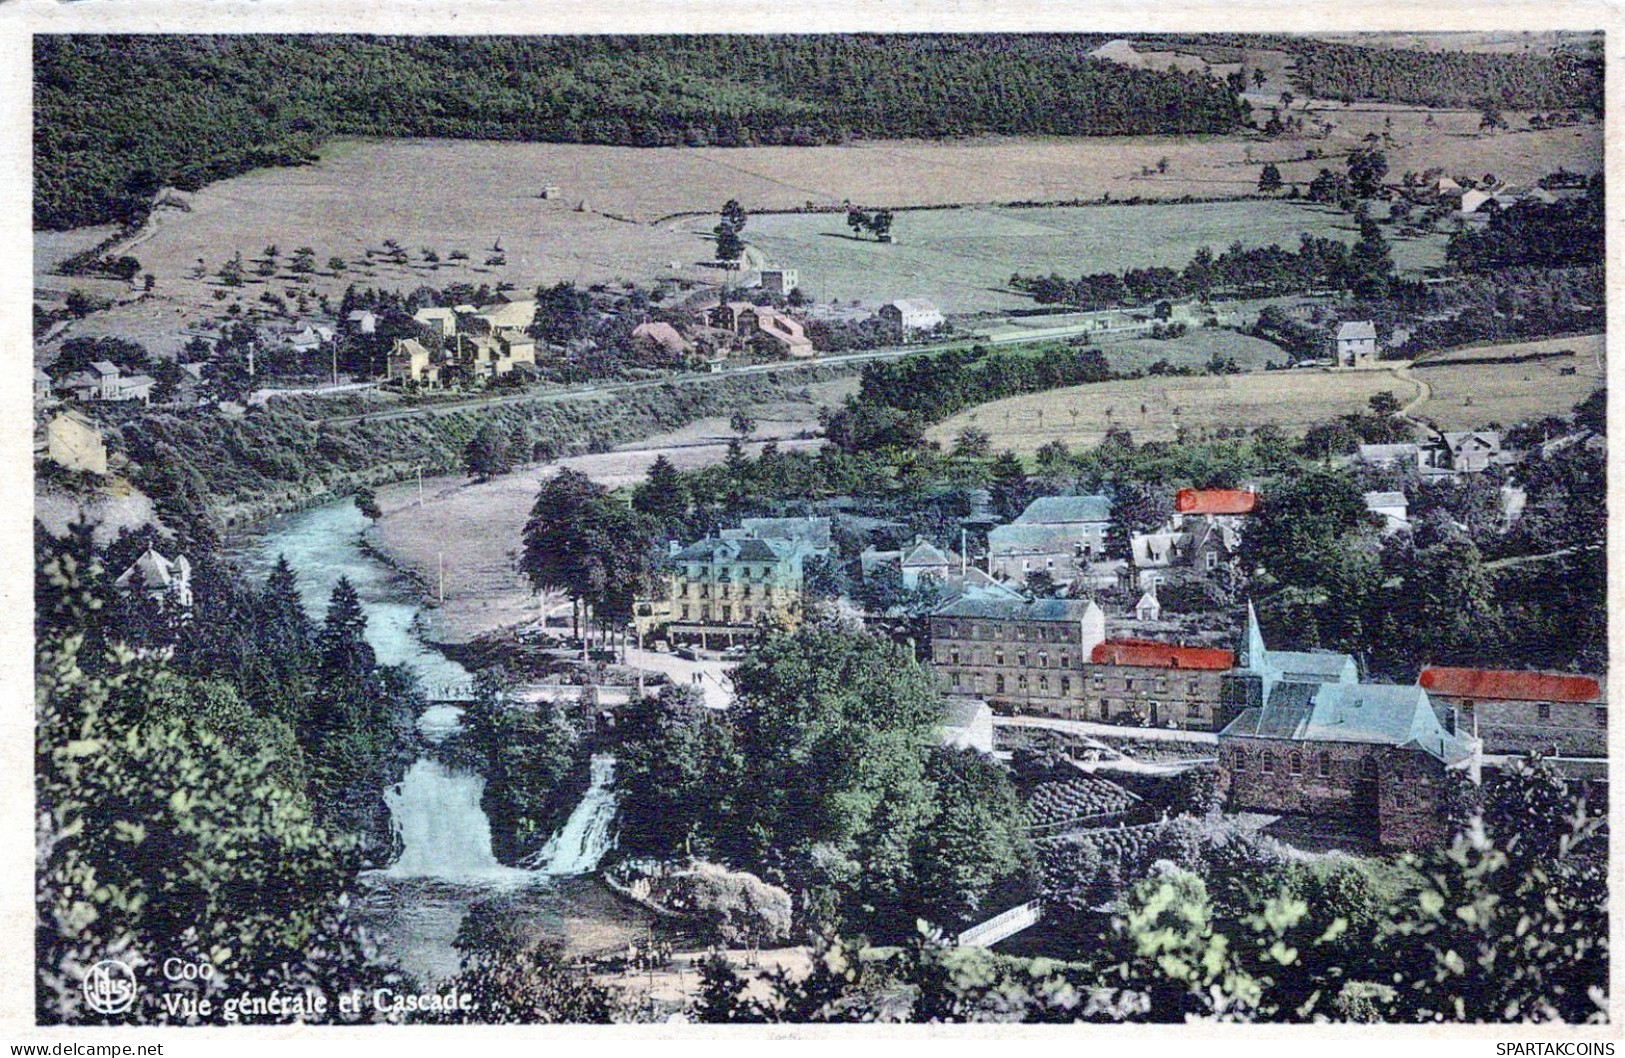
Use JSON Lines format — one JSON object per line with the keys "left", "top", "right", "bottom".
{"left": 532, "top": 754, "right": 618, "bottom": 875}
{"left": 382, "top": 759, "right": 530, "bottom": 882}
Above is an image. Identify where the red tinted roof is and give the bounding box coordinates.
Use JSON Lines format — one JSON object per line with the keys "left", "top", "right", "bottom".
{"left": 1419, "top": 666, "right": 1602, "bottom": 704}
{"left": 1091, "top": 638, "right": 1235, "bottom": 671}
{"left": 1176, "top": 488, "right": 1257, "bottom": 515}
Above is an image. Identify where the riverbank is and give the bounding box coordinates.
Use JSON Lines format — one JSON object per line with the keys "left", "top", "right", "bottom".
{"left": 368, "top": 423, "right": 828, "bottom": 646}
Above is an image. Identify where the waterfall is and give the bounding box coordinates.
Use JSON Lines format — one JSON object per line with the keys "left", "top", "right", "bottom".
{"left": 531, "top": 754, "right": 619, "bottom": 875}
{"left": 382, "top": 759, "right": 530, "bottom": 882}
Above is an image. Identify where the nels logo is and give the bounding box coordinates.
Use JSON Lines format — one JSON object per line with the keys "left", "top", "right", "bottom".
{"left": 82, "top": 959, "right": 137, "bottom": 1015}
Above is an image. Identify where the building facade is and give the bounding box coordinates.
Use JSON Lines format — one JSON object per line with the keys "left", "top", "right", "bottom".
{"left": 1085, "top": 639, "right": 1235, "bottom": 730}
{"left": 878, "top": 299, "right": 945, "bottom": 342}
{"left": 1419, "top": 665, "right": 1606, "bottom": 757}
{"left": 1217, "top": 605, "right": 1473, "bottom": 850}
{"left": 1336, "top": 321, "right": 1378, "bottom": 368}
{"left": 987, "top": 495, "right": 1113, "bottom": 585}
{"left": 928, "top": 597, "right": 1106, "bottom": 714}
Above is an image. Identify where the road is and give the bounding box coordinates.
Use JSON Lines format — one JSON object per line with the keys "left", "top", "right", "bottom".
{"left": 996, "top": 714, "right": 1219, "bottom": 745}
{"left": 621, "top": 646, "right": 735, "bottom": 710}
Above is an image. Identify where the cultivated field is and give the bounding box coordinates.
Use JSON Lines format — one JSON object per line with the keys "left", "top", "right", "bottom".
{"left": 709, "top": 201, "right": 1445, "bottom": 313}
{"left": 36, "top": 110, "right": 1600, "bottom": 354}
{"left": 1411, "top": 334, "right": 1606, "bottom": 429}
{"left": 926, "top": 369, "right": 1422, "bottom": 453}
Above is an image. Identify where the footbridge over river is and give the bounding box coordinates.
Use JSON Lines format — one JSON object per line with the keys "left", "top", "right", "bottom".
{"left": 956, "top": 900, "right": 1043, "bottom": 948}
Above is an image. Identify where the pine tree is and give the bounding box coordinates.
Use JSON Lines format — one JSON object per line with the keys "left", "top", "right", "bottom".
{"left": 632, "top": 454, "right": 689, "bottom": 534}
{"left": 317, "top": 576, "right": 375, "bottom": 678}
{"left": 988, "top": 452, "right": 1032, "bottom": 523}
{"left": 1258, "top": 162, "right": 1283, "bottom": 193}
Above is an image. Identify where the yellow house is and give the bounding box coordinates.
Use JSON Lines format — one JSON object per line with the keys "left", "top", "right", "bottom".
{"left": 387, "top": 338, "right": 440, "bottom": 385}
{"left": 46, "top": 410, "right": 108, "bottom": 476}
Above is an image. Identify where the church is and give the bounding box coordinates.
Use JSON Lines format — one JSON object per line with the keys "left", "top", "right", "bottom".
{"left": 1217, "top": 605, "right": 1477, "bottom": 849}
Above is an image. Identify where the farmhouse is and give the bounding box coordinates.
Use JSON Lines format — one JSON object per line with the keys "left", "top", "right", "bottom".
{"left": 709, "top": 301, "right": 815, "bottom": 357}
{"left": 386, "top": 338, "right": 440, "bottom": 385}
{"left": 759, "top": 268, "right": 799, "bottom": 296}
{"left": 1419, "top": 665, "right": 1606, "bottom": 758}
{"left": 346, "top": 309, "right": 378, "bottom": 335}
{"left": 114, "top": 547, "right": 194, "bottom": 609}
{"left": 45, "top": 410, "right": 108, "bottom": 476}
{"left": 1363, "top": 490, "right": 1410, "bottom": 534}
{"left": 988, "top": 495, "right": 1113, "bottom": 585}
{"left": 60, "top": 362, "right": 156, "bottom": 404}
{"left": 1335, "top": 321, "right": 1378, "bottom": 368}
{"left": 878, "top": 299, "right": 945, "bottom": 343}
{"left": 1438, "top": 430, "right": 1505, "bottom": 474}
{"left": 412, "top": 306, "right": 458, "bottom": 339}
{"left": 1218, "top": 606, "right": 1472, "bottom": 850}
{"left": 928, "top": 596, "right": 1106, "bottom": 713}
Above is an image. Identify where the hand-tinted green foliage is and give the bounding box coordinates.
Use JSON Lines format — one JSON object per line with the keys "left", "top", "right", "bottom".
{"left": 1285, "top": 38, "right": 1602, "bottom": 111}
{"left": 1446, "top": 178, "right": 1604, "bottom": 272}
{"left": 521, "top": 469, "right": 660, "bottom": 634}
{"left": 35, "top": 554, "right": 399, "bottom": 1024}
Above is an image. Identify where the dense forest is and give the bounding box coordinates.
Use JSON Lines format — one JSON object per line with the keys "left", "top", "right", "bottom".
{"left": 1284, "top": 38, "right": 1604, "bottom": 111}
{"left": 35, "top": 34, "right": 1247, "bottom": 229}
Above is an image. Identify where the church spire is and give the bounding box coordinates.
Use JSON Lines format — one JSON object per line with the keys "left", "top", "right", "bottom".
{"left": 1242, "top": 599, "right": 1267, "bottom": 671}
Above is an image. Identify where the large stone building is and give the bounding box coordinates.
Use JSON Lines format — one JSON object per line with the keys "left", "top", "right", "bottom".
{"left": 1419, "top": 665, "right": 1606, "bottom": 757}
{"left": 637, "top": 518, "right": 831, "bottom": 647}
{"left": 928, "top": 596, "right": 1106, "bottom": 712}
{"left": 877, "top": 298, "right": 945, "bottom": 342}
{"left": 987, "top": 495, "right": 1113, "bottom": 586}
{"left": 1217, "top": 606, "right": 1474, "bottom": 850}
{"left": 1085, "top": 638, "right": 1236, "bottom": 729}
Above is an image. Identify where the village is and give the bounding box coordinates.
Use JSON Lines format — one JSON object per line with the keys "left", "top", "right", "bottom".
{"left": 32, "top": 31, "right": 1608, "bottom": 1027}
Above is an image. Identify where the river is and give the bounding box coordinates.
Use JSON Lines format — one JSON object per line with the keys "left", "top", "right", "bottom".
{"left": 231, "top": 498, "right": 647, "bottom": 986}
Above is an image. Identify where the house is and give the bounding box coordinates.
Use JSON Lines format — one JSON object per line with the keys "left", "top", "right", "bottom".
{"left": 1217, "top": 605, "right": 1473, "bottom": 849}
{"left": 1419, "top": 666, "right": 1605, "bottom": 758}
{"left": 1355, "top": 442, "right": 1423, "bottom": 470}
{"left": 471, "top": 299, "right": 537, "bottom": 334}
{"left": 1085, "top": 638, "right": 1237, "bottom": 730}
{"left": 709, "top": 302, "right": 816, "bottom": 357}
{"left": 1135, "top": 585, "right": 1161, "bottom": 623}
{"left": 45, "top": 410, "right": 108, "bottom": 476}
{"left": 639, "top": 518, "right": 832, "bottom": 646}
{"left": 939, "top": 696, "right": 995, "bottom": 755}
{"left": 60, "top": 362, "right": 155, "bottom": 404}
{"left": 1439, "top": 431, "right": 1504, "bottom": 474}
{"left": 114, "top": 547, "right": 193, "bottom": 609}
{"left": 760, "top": 269, "right": 799, "bottom": 296}
{"left": 1335, "top": 321, "right": 1378, "bottom": 368}
{"left": 386, "top": 338, "right": 440, "bottom": 385}
{"left": 412, "top": 306, "right": 458, "bottom": 339}
{"left": 878, "top": 299, "right": 945, "bottom": 343}
{"left": 34, "top": 367, "right": 53, "bottom": 403}
{"left": 454, "top": 330, "right": 537, "bottom": 380}
{"left": 928, "top": 596, "right": 1106, "bottom": 714}
{"left": 1363, "top": 490, "right": 1409, "bottom": 534}
{"left": 346, "top": 309, "right": 378, "bottom": 335}
{"left": 987, "top": 495, "right": 1113, "bottom": 584}
{"left": 631, "top": 321, "right": 694, "bottom": 358}
{"left": 861, "top": 537, "right": 1024, "bottom": 604}
{"left": 284, "top": 326, "right": 333, "bottom": 354}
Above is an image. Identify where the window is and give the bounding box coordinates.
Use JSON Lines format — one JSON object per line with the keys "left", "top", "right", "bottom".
{"left": 721, "top": 605, "right": 732, "bottom": 622}
{"left": 1061, "top": 654, "right": 1070, "bottom": 668}
{"left": 1092, "top": 674, "right": 1105, "bottom": 690}
{"left": 1318, "top": 754, "right": 1331, "bottom": 779}
{"left": 1596, "top": 707, "right": 1607, "bottom": 727}
{"left": 1061, "top": 677, "right": 1071, "bottom": 696}
{"left": 1261, "top": 752, "right": 1275, "bottom": 775}
{"left": 1188, "top": 678, "right": 1201, "bottom": 695}
{"left": 1289, "top": 752, "right": 1303, "bottom": 776}
{"left": 1017, "top": 652, "right": 1028, "bottom": 667}
{"left": 1125, "top": 677, "right": 1136, "bottom": 692}
{"left": 701, "top": 605, "right": 711, "bottom": 620}
{"left": 1156, "top": 676, "right": 1168, "bottom": 693}
{"left": 700, "top": 584, "right": 710, "bottom": 599}
{"left": 742, "top": 605, "right": 753, "bottom": 619}
{"left": 1205, "top": 550, "right": 1219, "bottom": 571}
{"left": 1017, "top": 675, "right": 1028, "bottom": 690}
{"left": 1538, "top": 703, "right": 1552, "bottom": 721}
{"left": 951, "top": 650, "right": 961, "bottom": 666}
{"left": 1039, "top": 651, "right": 1049, "bottom": 667}
{"left": 1360, "top": 757, "right": 1377, "bottom": 779}
{"left": 1039, "top": 676, "right": 1049, "bottom": 693}
{"left": 1187, "top": 701, "right": 1203, "bottom": 718}
{"left": 1232, "top": 749, "right": 1247, "bottom": 772}
{"left": 952, "top": 672, "right": 961, "bottom": 688}
{"left": 996, "top": 650, "right": 1006, "bottom": 666}
{"left": 681, "top": 604, "right": 690, "bottom": 619}
{"left": 996, "top": 675, "right": 1006, "bottom": 694}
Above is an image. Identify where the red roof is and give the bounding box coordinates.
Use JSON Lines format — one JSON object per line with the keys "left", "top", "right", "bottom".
{"left": 1176, "top": 488, "right": 1257, "bottom": 515}
{"left": 1091, "top": 638, "right": 1235, "bottom": 671}
{"left": 1419, "top": 666, "right": 1602, "bottom": 704}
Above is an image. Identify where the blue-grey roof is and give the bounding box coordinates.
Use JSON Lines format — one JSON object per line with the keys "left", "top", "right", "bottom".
{"left": 932, "top": 595, "right": 1098, "bottom": 623}
{"left": 1014, "top": 495, "right": 1113, "bottom": 525}
{"left": 1220, "top": 681, "right": 1470, "bottom": 764}
{"left": 988, "top": 523, "right": 1087, "bottom": 553}
{"left": 670, "top": 536, "right": 790, "bottom": 563}
{"left": 732, "top": 517, "right": 832, "bottom": 549}
{"left": 1266, "top": 649, "right": 1359, "bottom": 683}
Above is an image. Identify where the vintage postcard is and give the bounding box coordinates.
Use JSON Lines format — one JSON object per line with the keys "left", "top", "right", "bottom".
{"left": 8, "top": 0, "right": 1620, "bottom": 1045}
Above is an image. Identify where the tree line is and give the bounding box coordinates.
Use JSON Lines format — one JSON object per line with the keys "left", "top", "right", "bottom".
{"left": 35, "top": 34, "right": 1246, "bottom": 230}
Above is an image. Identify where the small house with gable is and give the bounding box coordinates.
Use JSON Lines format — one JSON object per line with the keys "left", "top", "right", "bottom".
{"left": 1335, "top": 321, "right": 1379, "bottom": 368}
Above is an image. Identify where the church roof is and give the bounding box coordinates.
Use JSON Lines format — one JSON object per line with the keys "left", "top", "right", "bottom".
{"left": 1221, "top": 681, "right": 1470, "bottom": 764}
